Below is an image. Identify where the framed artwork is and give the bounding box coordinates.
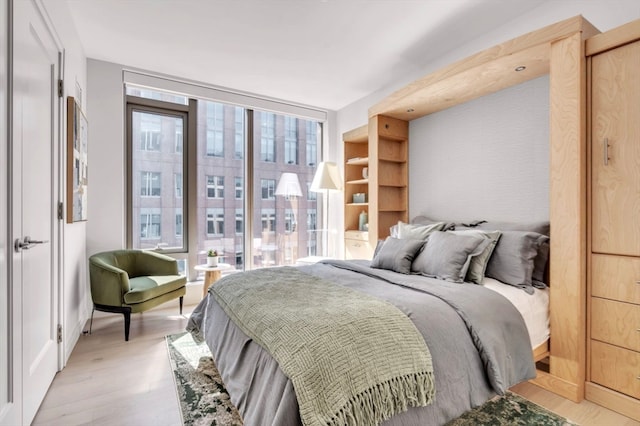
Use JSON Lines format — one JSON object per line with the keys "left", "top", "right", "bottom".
{"left": 66, "top": 96, "right": 88, "bottom": 223}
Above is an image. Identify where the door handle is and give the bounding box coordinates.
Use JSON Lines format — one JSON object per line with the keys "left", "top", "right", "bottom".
{"left": 603, "top": 138, "right": 610, "bottom": 165}
{"left": 14, "top": 236, "right": 49, "bottom": 252}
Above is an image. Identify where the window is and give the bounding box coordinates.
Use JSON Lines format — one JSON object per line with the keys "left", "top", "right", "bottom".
{"left": 261, "top": 179, "right": 275, "bottom": 200}
{"left": 206, "top": 175, "right": 224, "bottom": 198}
{"left": 235, "top": 177, "right": 243, "bottom": 199}
{"left": 139, "top": 114, "right": 162, "bottom": 151}
{"left": 141, "top": 171, "right": 161, "bottom": 197}
{"left": 176, "top": 209, "right": 183, "bottom": 237}
{"left": 235, "top": 107, "right": 244, "bottom": 159}
{"left": 128, "top": 100, "right": 186, "bottom": 252}
{"left": 306, "top": 121, "right": 317, "bottom": 166}
{"left": 140, "top": 208, "right": 161, "bottom": 239}
{"left": 175, "top": 120, "right": 183, "bottom": 153}
{"left": 285, "top": 209, "right": 295, "bottom": 233}
{"left": 235, "top": 209, "right": 243, "bottom": 234}
{"left": 284, "top": 116, "right": 297, "bottom": 164}
{"left": 175, "top": 173, "right": 182, "bottom": 198}
{"left": 306, "top": 182, "right": 317, "bottom": 201}
{"left": 127, "top": 89, "right": 324, "bottom": 272}
{"left": 206, "top": 208, "right": 224, "bottom": 235}
{"left": 261, "top": 209, "right": 276, "bottom": 233}
{"left": 260, "top": 112, "right": 275, "bottom": 162}
{"left": 307, "top": 210, "right": 317, "bottom": 230}
{"left": 206, "top": 102, "right": 224, "bottom": 157}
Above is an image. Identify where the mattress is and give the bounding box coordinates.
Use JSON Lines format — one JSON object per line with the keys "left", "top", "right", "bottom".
{"left": 483, "top": 277, "right": 550, "bottom": 348}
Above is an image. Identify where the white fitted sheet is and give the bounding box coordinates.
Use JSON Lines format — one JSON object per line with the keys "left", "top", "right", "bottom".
{"left": 482, "top": 278, "right": 550, "bottom": 348}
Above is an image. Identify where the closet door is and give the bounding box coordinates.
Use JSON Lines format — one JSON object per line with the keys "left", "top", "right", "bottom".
{"left": 591, "top": 40, "right": 640, "bottom": 256}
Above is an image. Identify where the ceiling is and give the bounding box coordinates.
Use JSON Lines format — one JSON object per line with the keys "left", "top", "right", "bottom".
{"left": 64, "top": 0, "right": 548, "bottom": 111}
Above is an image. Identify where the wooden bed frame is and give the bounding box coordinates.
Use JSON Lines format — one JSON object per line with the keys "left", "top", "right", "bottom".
{"left": 366, "top": 16, "right": 600, "bottom": 403}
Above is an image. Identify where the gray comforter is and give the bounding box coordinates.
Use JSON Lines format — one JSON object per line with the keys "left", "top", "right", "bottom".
{"left": 188, "top": 259, "right": 536, "bottom": 426}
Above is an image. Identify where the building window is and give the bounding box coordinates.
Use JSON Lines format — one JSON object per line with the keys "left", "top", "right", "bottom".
{"left": 261, "top": 208, "right": 276, "bottom": 233}
{"left": 235, "top": 209, "right": 243, "bottom": 234}
{"left": 206, "top": 102, "right": 224, "bottom": 157}
{"left": 139, "top": 114, "right": 162, "bottom": 151}
{"left": 260, "top": 112, "right": 275, "bottom": 162}
{"left": 175, "top": 119, "right": 183, "bottom": 154}
{"left": 175, "top": 173, "right": 182, "bottom": 198}
{"left": 206, "top": 175, "right": 224, "bottom": 198}
{"left": 261, "top": 179, "right": 275, "bottom": 200}
{"left": 306, "top": 182, "right": 317, "bottom": 201}
{"left": 307, "top": 210, "right": 317, "bottom": 230}
{"left": 235, "top": 106, "right": 244, "bottom": 159}
{"left": 284, "top": 116, "right": 297, "bottom": 165}
{"left": 175, "top": 210, "right": 183, "bottom": 237}
{"left": 140, "top": 209, "right": 161, "bottom": 239}
{"left": 306, "top": 121, "right": 317, "bottom": 166}
{"left": 206, "top": 208, "right": 224, "bottom": 235}
{"left": 235, "top": 177, "right": 243, "bottom": 199}
{"left": 285, "top": 209, "right": 295, "bottom": 233}
{"left": 141, "top": 171, "right": 161, "bottom": 197}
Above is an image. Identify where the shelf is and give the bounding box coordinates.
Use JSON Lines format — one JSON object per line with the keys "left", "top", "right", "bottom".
{"left": 346, "top": 179, "right": 369, "bottom": 185}
{"left": 347, "top": 203, "right": 369, "bottom": 207}
{"left": 379, "top": 157, "right": 406, "bottom": 164}
{"left": 346, "top": 157, "right": 369, "bottom": 165}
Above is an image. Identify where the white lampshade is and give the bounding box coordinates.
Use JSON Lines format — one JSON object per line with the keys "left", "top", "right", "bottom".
{"left": 275, "top": 172, "right": 303, "bottom": 198}
{"left": 310, "top": 162, "right": 342, "bottom": 192}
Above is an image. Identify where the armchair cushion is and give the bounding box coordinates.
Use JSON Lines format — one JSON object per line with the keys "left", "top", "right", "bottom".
{"left": 124, "top": 275, "right": 186, "bottom": 304}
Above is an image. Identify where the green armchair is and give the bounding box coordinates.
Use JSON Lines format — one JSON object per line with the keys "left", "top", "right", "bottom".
{"left": 88, "top": 249, "right": 187, "bottom": 341}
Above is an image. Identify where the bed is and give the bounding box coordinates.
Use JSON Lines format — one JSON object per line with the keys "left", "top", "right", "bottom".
{"left": 187, "top": 221, "right": 550, "bottom": 426}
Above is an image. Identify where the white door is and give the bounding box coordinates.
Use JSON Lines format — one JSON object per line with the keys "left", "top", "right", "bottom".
{"left": 10, "top": 0, "right": 61, "bottom": 424}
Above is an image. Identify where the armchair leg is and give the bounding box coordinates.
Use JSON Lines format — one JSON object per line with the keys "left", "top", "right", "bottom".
{"left": 89, "top": 306, "right": 95, "bottom": 335}
{"left": 123, "top": 310, "right": 131, "bottom": 342}
{"left": 93, "top": 304, "right": 133, "bottom": 341}
{"left": 179, "top": 296, "right": 184, "bottom": 315}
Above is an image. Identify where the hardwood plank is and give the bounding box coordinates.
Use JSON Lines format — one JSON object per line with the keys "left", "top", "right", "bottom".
{"left": 586, "top": 18, "right": 640, "bottom": 56}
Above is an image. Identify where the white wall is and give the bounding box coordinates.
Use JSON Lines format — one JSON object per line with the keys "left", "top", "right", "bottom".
{"left": 335, "top": 0, "right": 640, "bottom": 225}
{"left": 40, "top": 0, "right": 89, "bottom": 363}
{"left": 409, "top": 76, "right": 550, "bottom": 222}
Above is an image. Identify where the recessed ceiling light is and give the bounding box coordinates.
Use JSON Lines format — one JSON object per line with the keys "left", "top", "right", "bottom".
{"left": 515, "top": 66, "right": 526, "bottom": 72}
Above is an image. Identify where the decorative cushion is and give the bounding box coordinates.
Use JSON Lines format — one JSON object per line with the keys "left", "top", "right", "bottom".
{"left": 411, "top": 231, "right": 490, "bottom": 283}
{"left": 449, "top": 230, "right": 502, "bottom": 284}
{"left": 371, "top": 237, "right": 425, "bottom": 274}
{"left": 411, "top": 215, "right": 456, "bottom": 231}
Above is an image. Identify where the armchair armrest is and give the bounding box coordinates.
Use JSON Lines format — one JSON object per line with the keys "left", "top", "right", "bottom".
{"left": 89, "top": 256, "right": 131, "bottom": 307}
{"left": 137, "top": 251, "right": 180, "bottom": 276}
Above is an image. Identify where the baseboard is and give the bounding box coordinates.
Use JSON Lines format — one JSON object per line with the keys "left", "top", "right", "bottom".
{"left": 585, "top": 382, "right": 640, "bottom": 422}
{"left": 529, "top": 369, "right": 582, "bottom": 402}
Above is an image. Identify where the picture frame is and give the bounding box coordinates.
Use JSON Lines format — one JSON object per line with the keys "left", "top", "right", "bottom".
{"left": 66, "top": 96, "right": 88, "bottom": 223}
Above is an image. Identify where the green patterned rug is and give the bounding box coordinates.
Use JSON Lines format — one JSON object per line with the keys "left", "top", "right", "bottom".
{"left": 167, "top": 332, "right": 577, "bottom": 426}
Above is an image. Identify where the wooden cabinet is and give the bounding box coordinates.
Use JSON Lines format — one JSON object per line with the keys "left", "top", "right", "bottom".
{"left": 343, "top": 116, "right": 408, "bottom": 259}
{"left": 587, "top": 22, "right": 640, "bottom": 421}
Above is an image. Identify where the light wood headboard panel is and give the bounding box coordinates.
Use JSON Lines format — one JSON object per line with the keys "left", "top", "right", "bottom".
{"left": 367, "top": 15, "right": 601, "bottom": 403}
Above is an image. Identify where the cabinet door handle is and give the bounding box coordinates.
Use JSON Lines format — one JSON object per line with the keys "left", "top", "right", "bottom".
{"left": 603, "top": 138, "right": 610, "bottom": 165}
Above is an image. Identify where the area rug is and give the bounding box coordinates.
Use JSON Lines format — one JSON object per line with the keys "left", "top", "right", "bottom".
{"left": 167, "top": 332, "right": 576, "bottom": 426}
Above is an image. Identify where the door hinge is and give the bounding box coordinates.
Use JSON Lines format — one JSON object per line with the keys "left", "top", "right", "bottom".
{"left": 58, "top": 79, "right": 64, "bottom": 98}
{"left": 57, "top": 324, "right": 63, "bottom": 344}
{"left": 57, "top": 201, "right": 63, "bottom": 220}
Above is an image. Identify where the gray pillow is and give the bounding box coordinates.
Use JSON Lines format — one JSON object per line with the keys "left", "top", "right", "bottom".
{"left": 485, "top": 231, "right": 548, "bottom": 293}
{"left": 449, "top": 230, "right": 501, "bottom": 284}
{"left": 397, "top": 221, "right": 445, "bottom": 239}
{"left": 532, "top": 240, "right": 550, "bottom": 287}
{"left": 476, "top": 220, "right": 550, "bottom": 236}
{"left": 371, "top": 237, "right": 425, "bottom": 274}
{"left": 411, "top": 231, "right": 490, "bottom": 283}
{"left": 411, "top": 215, "right": 456, "bottom": 231}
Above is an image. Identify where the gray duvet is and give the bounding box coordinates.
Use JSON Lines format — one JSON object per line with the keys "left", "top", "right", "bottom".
{"left": 188, "top": 259, "right": 536, "bottom": 426}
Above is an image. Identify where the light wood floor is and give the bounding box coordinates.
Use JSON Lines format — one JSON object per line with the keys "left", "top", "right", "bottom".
{"left": 33, "top": 304, "right": 639, "bottom": 426}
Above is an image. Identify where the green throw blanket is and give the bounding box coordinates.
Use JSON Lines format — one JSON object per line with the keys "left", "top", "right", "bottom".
{"left": 210, "top": 267, "right": 435, "bottom": 426}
